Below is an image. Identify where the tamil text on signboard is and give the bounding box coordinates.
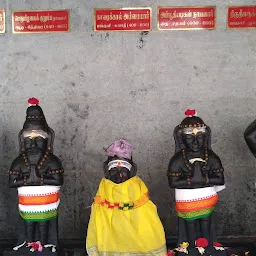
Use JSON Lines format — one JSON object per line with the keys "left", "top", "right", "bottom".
{"left": 0, "top": 9, "right": 5, "bottom": 33}
{"left": 12, "top": 10, "right": 70, "bottom": 33}
{"left": 227, "top": 6, "right": 256, "bottom": 29}
{"left": 158, "top": 6, "right": 215, "bottom": 30}
{"left": 94, "top": 8, "right": 152, "bottom": 31}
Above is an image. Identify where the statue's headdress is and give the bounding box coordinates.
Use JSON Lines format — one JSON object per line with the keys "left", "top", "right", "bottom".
{"left": 103, "top": 139, "right": 137, "bottom": 178}
{"left": 106, "top": 139, "right": 133, "bottom": 160}
{"left": 18, "top": 98, "right": 55, "bottom": 153}
{"left": 179, "top": 109, "right": 207, "bottom": 130}
{"left": 173, "top": 109, "right": 211, "bottom": 152}
{"left": 23, "top": 98, "right": 49, "bottom": 132}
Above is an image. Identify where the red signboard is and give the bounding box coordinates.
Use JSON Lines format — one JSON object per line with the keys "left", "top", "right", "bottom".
{"left": 0, "top": 9, "right": 5, "bottom": 33}
{"left": 94, "top": 8, "right": 152, "bottom": 31}
{"left": 227, "top": 6, "right": 256, "bottom": 29}
{"left": 158, "top": 6, "right": 216, "bottom": 30}
{"left": 12, "top": 10, "right": 70, "bottom": 34}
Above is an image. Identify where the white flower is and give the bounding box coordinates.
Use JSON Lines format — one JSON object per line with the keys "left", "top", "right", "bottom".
{"left": 196, "top": 247, "right": 205, "bottom": 255}
{"left": 214, "top": 246, "right": 225, "bottom": 251}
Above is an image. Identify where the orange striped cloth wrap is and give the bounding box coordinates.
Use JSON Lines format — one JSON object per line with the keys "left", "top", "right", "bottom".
{"left": 175, "top": 187, "right": 220, "bottom": 220}
{"left": 18, "top": 185, "right": 60, "bottom": 222}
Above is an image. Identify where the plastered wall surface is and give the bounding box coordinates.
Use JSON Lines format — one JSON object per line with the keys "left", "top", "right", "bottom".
{"left": 0, "top": 0, "right": 256, "bottom": 240}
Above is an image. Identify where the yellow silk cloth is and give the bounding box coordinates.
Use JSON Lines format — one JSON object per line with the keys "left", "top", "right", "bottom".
{"left": 86, "top": 176, "right": 167, "bottom": 256}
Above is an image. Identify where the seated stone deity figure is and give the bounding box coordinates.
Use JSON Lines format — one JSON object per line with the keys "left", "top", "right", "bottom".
{"left": 8, "top": 98, "right": 64, "bottom": 255}
{"left": 86, "top": 139, "right": 167, "bottom": 256}
{"left": 167, "top": 110, "right": 226, "bottom": 256}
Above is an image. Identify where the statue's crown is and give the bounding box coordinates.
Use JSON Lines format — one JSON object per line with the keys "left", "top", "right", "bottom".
{"left": 23, "top": 97, "right": 48, "bottom": 131}
{"left": 179, "top": 109, "right": 206, "bottom": 128}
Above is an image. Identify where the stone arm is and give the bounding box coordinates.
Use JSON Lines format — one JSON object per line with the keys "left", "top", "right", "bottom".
{"left": 9, "top": 156, "right": 27, "bottom": 188}
{"left": 244, "top": 119, "right": 256, "bottom": 158}
{"left": 167, "top": 153, "right": 191, "bottom": 188}
{"left": 206, "top": 151, "right": 225, "bottom": 185}
{"left": 41, "top": 155, "right": 64, "bottom": 186}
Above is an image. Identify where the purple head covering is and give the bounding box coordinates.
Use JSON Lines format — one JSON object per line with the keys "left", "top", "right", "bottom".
{"left": 106, "top": 139, "right": 133, "bottom": 160}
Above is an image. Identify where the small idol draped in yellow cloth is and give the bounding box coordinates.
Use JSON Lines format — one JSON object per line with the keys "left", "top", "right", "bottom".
{"left": 86, "top": 139, "right": 167, "bottom": 256}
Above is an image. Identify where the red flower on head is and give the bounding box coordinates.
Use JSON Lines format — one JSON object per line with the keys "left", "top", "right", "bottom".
{"left": 195, "top": 238, "right": 208, "bottom": 248}
{"left": 185, "top": 109, "right": 196, "bottom": 117}
{"left": 213, "top": 242, "right": 223, "bottom": 247}
{"left": 28, "top": 97, "right": 39, "bottom": 105}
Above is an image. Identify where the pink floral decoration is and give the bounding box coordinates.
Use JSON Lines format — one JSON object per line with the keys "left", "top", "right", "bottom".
{"left": 27, "top": 241, "right": 43, "bottom": 252}
{"left": 167, "top": 249, "right": 175, "bottom": 256}
{"left": 106, "top": 139, "right": 133, "bottom": 159}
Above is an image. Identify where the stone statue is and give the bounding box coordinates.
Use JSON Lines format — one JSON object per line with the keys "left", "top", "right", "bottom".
{"left": 244, "top": 118, "right": 256, "bottom": 158}
{"left": 8, "top": 98, "right": 64, "bottom": 255}
{"left": 86, "top": 139, "right": 167, "bottom": 256}
{"left": 167, "top": 110, "right": 226, "bottom": 256}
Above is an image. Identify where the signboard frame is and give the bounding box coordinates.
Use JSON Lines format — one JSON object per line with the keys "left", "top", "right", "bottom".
{"left": 227, "top": 5, "right": 256, "bottom": 29}
{"left": 12, "top": 9, "right": 70, "bottom": 34}
{"left": 0, "top": 9, "right": 5, "bottom": 33}
{"left": 94, "top": 7, "right": 152, "bottom": 32}
{"left": 157, "top": 6, "right": 216, "bottom": 31}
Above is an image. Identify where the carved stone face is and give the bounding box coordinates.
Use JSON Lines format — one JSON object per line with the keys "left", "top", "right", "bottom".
{"left": 182, "top": 128, "right": 205, "bottom": 152}
{"left": 105, "top": 157, "right": 133, "bottom": 184}
{"left": 23, "top": 130, "right": 48, "bottom": 151}
{"left": 109, "top": 166, "right": 131, "bottom": 184}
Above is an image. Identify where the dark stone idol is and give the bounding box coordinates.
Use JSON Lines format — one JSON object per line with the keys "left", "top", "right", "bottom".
{"left": 167, "top": 109, "right": 225, "bottom": 256}
{"left": 7, "top": 98, "right": 64, "bottom": 255}
{"left": 244, "top": 118, "right": 256, "bottom": 158}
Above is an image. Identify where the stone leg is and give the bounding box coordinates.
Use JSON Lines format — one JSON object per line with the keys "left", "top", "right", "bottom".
{"left": 199, "top": 215, "right": 212, "bottom": 244}
{"left": 39, "top": 221, "right": 50, "bottom": 245}
{"left": 25, "top": 221, "right": 36, "bottom": 242}
{"left": 185, "top": 220, "right": 197, "bottom": 247}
